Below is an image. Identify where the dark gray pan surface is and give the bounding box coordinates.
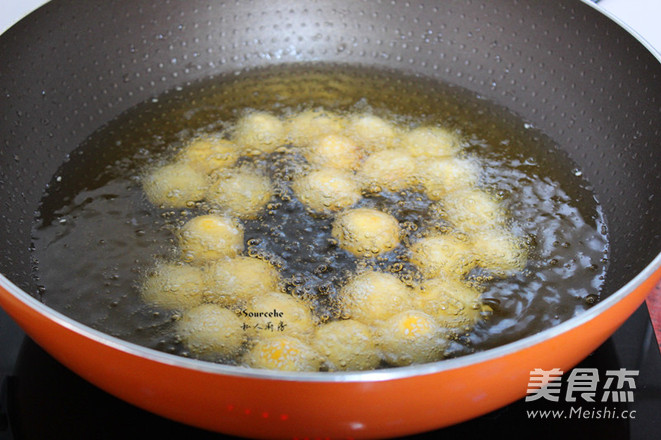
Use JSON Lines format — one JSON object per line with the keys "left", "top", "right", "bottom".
{"left": 0, "top": 0, "right": 659, "bottom": 302}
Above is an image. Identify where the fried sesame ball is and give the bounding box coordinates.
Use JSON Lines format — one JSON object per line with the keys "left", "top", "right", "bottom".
{"left": 409, "top": 233, "right": 478, "bottom": 278}
{"left": 312, "top": 319, "right": 380, "bottom": 371}
{"left": 415, "top": 277, "right": 483, "bottom": 329}
{"left": 177, "top": 136, "right": 240, "bottom": 175}
{"left": 419, "top": 157, "right": 480, "bottom": 200}
{"left": 441, "top": 189, "right": 506, "bottom": 231}
{"left": 141, "top": 262, "right": 207, "bottom": 311}
{"left": 244, "top": 292, "right": 316, "bottom": 340}
{"left": 177, "top": 304, "right": 246, "bottom": 358}
{"left": 232, "top": 111, "right": 286, "bottom": 153}
{"left": 359, "top": 149, "right": 417, "bottom": 191}
{"left": 142, "top": 162, "right": 208, "bottom": 209}
{"left": 285, "top": 109, "right": 345, "bottom": 147}
{"left": 206, "top": 169, "right": 273, "bottom": 219}
{"left": 377, "top": 310, "right": 447, "bottom": 366}
{"left": 470, "top": 228, "right": 528, "bottom": 277}
{"left": 205, "top": 256, "right": 281, "bottom": 306}
{"left": 346, "top": 113, "right": 399, "bottom": 151}
{"left": 307, "top": 134, "right": 362, "bottom": 170}
{"left": 340, "top": 271, "right": 413, "bottom": 323}
{"left": 243, "top": 335, "right": 322, "bottom": 372}
{"left": 292, "top": 168, "right": 362, "bottom": 214}
{"left": 178, "top": 214, "right": 244, "bottom": 263}
{"left": 332, "top": 208, "right": 401, "bottom": 257}
{"left": 401, "top": 126, "right": 460, "bottom": 158}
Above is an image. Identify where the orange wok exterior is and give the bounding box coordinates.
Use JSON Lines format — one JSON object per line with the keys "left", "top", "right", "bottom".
{"left": 1, "top": 0, "right": 661, "bottom": 438}
{"left": 1, "top": 263, "right": 659, "bottom": 439}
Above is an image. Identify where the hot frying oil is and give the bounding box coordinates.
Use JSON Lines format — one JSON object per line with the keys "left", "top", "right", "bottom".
{"left": 31, "top": 64, "right": 608, "bottom": 366}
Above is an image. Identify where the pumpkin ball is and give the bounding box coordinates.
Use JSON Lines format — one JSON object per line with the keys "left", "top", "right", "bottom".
{"left": 340, "top": 271, "right": 413, "bottom": 324}
{"left": 285, "top": 109, "right": 345, "bottom": 147}
{"left": 419, "top": 157, "right": 480, "bottom": 200}
{"left": 243, "top": 335, "right": 322, "bottom": 372}
{"left": 359, "top": 149, "right": 417, "bottom": 191}
{"left": 470, "top": 228, "right": 528, "bottom": 277}
{"left": 243, "top": 291, "right": 316, "bottom": 340}
{"left": 206, "top": 169, "right": 273, "bottom": 219}
{"left": 177, "top": 136, "right": 240, "bottom": 175}
{"left": 142, "top": 162, "right": 208, "bottom": 209}
{"left": 232, "top": 111, "right": 286, "bottom": 153}
{"left": 441, "top": 189, "right": 506, "bottom": 231}
{"left": 402, "top": 126, "right": 460, "bottom": 159}
{"left": 141, "top": 262, "right": 207, "bottom": 311}
{"left": 292, "top": 168, "right": 362, "bottom": 214}
{"left": 205, "top": 256, "right": 281, "bottom": 306}
{"left": 312, "top": 319, "right": 380, "bottom": 371}
{"left": 332, "top": 208, "right": 401, "bottom": 257}
{"left": 409, "top": 233, "right": 479, "bottom": 278}
{"left": 377, "top": 310, "right": 447, "bottom": 366}
{"left": 177, "top": 304, "right": 246, "bottom": 358}
{"left": 414, "top": 277, "right": 483, "bottom": 329}
{"left": 178, "top": 214, "right": 244, "bottom": 264}
{"left": 346, "top": 113, "right": 399, "bottom": 151}
{"left": 306, "top": 134, "right": 363, "bottom": 170}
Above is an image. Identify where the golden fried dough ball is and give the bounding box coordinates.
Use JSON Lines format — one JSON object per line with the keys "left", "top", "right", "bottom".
{"left": 312, "top": 319, "right": 380, "bottom": 371}
{"left": 285, "top": 109, "right": 345, "bottom": 147}
{"left": 377, "top": 310, "right": 447, "bottom": 366}
{"left": 359, "top": 149, "right": 417, "bottom": 191}
{"left": 332, "top": 208, "right": 401, "bottom": 257}
{"left": 307, "top": 134, "right": 362, "bottom": 170}
{"left": 243, "top": 292, "right": 316, "bottom": 340}
{"left": 206, "top": 169, "right": 273, "bottom": 219}
{"left": 340, "top": 271, "right": 413, "bottom": 323}
{"left": 401, "top": 126, "right": 460, "bottom": 158}
{"left": 177, "top": 136, "right": 240, "bottom": 175}
{"left": 409, "top": 233, "right": 478, "bottom": 278}
{"left": 142, "top": 162, "right": 208, "bottom": 208}
{"left": 292, "top": 168, "right": 362, "bottom": 214}
{"left": 178, "top": 214, "right": 244, "bottom": 263}
{"left": 346, "top": 113, "right": 398, "bottom": 151}
{"left": 232, "top": 111, "right": 286, "bottom": 153}
{"left": 205, "top": 256, "right": 281, "bottom": 306}
{"left": 419, "top": 157, "right": 480, "bottom": 200}
{"left": 415, "top": 277, "right": 483, "bottom": 328}
{"left": 470, "top": 228, "right": 528, "bottom": 277}
{"left": 141, "top": 263, "right": 207, "bottom": 311}
{"left": 441, "top": 189, "right": 506, "bottom": 231}
{"left": 243, "top": 335, "right": 322, "bottom": 372}
{"left": 177, "top": 304, "right": 246, "bottom": 358}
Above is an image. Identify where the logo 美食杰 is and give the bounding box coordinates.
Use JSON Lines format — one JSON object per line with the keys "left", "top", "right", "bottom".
{"left": 524, "top": 368, "right": 639, "bottom": 420}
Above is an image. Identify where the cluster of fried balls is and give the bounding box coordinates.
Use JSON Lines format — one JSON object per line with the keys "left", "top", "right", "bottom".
{"left": 140, "top": 109, "right": 528, "bottom": 372}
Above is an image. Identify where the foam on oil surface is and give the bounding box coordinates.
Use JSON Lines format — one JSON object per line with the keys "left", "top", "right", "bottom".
{"left": 30, "top": 64, "right": 608, "bottom": 365}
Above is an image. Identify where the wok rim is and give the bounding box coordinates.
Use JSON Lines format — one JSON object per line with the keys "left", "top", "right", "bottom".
{"left": 0, "top": 0, "right": 660, "bottom": 384}
{"left": 582, "top": 0, "right": 661, "bottom": 61}
{"left": 1, "top": 251, "right": 659, "bottom": 383}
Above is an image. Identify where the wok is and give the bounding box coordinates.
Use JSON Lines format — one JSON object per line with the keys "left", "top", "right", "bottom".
{"left": 0, "top": 0, "right": 660, "bottom": 438}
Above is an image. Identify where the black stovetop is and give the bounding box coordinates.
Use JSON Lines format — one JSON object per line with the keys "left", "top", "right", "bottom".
{"left": 1, "top": 304, "right": 660, "bottom": 440}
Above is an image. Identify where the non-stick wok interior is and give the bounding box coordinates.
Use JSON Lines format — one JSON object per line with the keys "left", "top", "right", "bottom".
{"left": 1, "top": 0, "right": 659, "bottom": 311}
